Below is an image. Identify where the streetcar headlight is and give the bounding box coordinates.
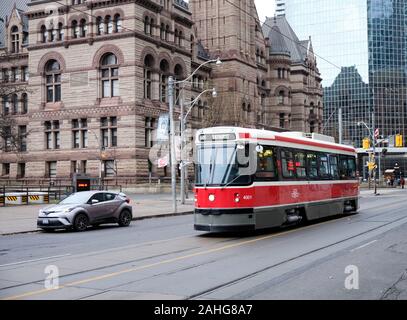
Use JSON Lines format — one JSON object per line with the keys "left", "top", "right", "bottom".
{"left": 208, "top": 194, "right": 215, "bottom": 202}
{"left": 234, "top": 193, "right": 240, "bottom": 203}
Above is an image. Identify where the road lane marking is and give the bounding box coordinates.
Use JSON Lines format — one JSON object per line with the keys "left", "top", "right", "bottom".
{"left": 350, "top": 240, "right": 378, "bottom": 252}
{"left": 3, "top": 203, "right": 405, "bottom": 300}
{"left": 2, "top": 224, "right": 325, "bottom": 300}
{"left": 0, "top": 254, "right": 72, "bottom": 268}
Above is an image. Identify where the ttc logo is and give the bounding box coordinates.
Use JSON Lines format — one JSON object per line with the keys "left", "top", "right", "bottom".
{"left": 291, "top": 189, "right": 300, "bottom": 199}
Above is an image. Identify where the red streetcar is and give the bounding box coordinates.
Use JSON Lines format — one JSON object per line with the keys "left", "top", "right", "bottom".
{"left": 194, "top": 127, "right": 359, "bottom": 232}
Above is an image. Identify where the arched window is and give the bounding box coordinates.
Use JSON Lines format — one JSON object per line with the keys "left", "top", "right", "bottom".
{"left": 178, "top": 30, "right": 183, "bottom": 46}
{"left": 160, "top": 23, "right": 165, "bottom": 40}
{"left": 45, "top": 60, "right": 61, "bottom": 103}
{"left": 80, "top": 19, "right": 87, "bottom": 37}
{"left": 40, "top": 25, "right": 47, "bottom": 43}
{"left": 198, "top": 100, "right": 203, "bottom": 120}
{"left": 261, "top": 80, "right": 266, "bottom": 88}
{"left": 159, "top": 59, "right": 169, "bottom": 103}
{"left": 96, "top": 17, "right": 103, "bottom": 35}
{"left": 165, "top": 25, "right": 170, "bottom": 41}
{"left": 174, "top": 64, "right": 183, "bottom": 106}
{"left": 105, "top": 16, "right": 113, "bottom": 34}
{"left": 278, "top": 91, "right": 285, "bottom": 105}
{"left": 174, "top": 29, "right": 178, "bottom": 45}
{"left": 101, "top": 53, "right": 119, "bottom": 98}
{"left": 72, "top": 20, "right": 79, "bottom": 38}
{"left": 149, "top": 19, "right": 154, "bottom": 36}
{"left": 21, "top": 93, "right": 28, "bottom": 114}
{"left": 57, "top": 23, "right": 64, "bottom": 41}
{"left": 113, "top": 14, "right": 121, "bottom": 33}
{"left": 2, "top": 96, "right": 10, "bottom": 115}
{"left": 50, "top": 27, "right": 57, "bottom": 42}
{"left": 11, "top": 26, "right": 19, "bottom": 53}
{"left": 144, "top": 55, "right": 154, "bottom": 99}
{"left": 144, "top": 17, "right": 150, "bottom": 34}
{"left": 12, "top": 94, "right": 18, "bottom": 114}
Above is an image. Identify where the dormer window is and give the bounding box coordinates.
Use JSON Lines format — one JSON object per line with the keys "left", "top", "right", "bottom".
{"left": 11, "top": 26, "right": 19, "bottom": 53}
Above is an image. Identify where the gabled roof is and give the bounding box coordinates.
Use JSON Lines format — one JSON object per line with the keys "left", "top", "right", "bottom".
{"left": 0, "top": 0, "right": 30, "bottom": 48}
{"left": 262, "top": 15, "right": 310, "bottom": 64}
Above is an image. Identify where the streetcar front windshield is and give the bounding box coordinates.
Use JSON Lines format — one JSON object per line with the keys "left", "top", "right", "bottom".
{"left": 195, "top": 144, "right": 251, "bottom": 186}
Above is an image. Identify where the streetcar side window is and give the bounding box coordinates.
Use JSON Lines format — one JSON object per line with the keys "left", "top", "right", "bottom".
{"left": 281, "top": 150, "right": 295, "bottom": 178}
{"left": 307, "top": 152, "right": 318, "bottom": 179}
{"left": 295, "top": 152, "right": 307, "bottom": 179}
{"left": 347, "top": 156, "right": 357, "bottom": 179}
{"left": 256, "top": 146, "right": 277, "bottom": 180}
{"left": 329, "top": 155, "right": 340, "bottom": 179}
{"left": 339, "top": 156, "right": 349, "bottom": 179}
{"left": 318, "top": 154, "right": 330, "bottom": 179}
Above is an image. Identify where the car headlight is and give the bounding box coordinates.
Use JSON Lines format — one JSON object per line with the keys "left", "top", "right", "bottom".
{"left": 62, "top": 207, "right": 74, "bottom": 213}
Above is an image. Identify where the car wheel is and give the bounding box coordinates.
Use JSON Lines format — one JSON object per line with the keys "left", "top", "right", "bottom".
{"left": 118, "top": 210, "right": 132, "bottom": 227}
{"left": 74, "top": 213, "right": 88, "bottom": 232}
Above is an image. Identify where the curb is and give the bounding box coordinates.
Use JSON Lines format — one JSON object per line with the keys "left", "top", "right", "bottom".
{"left": 1, "top": 210, "right": 194, "bottom": 236}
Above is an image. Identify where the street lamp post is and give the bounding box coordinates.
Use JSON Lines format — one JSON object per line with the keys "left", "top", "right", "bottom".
{"left": 167, "top": 58, "right": 222, "bottom": 211}
{"left": 179, "top": 88, "right": 217, "bottom": 204}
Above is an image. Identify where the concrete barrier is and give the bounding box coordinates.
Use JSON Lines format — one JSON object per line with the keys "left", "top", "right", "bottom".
{"left": 5, "top": 193, "right": 27, "bottom": 205}
{"left": 3, "top": 192, "right": 49, "bottom": 205}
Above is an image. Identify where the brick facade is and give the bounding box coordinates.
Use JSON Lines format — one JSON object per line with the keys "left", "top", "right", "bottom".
{"left": 1, "top": 0, "right": 323, "bottom": 185}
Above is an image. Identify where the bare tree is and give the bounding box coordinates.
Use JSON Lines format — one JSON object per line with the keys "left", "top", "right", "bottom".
{"left": 203, "top": 91, "right": 250, "bottom": 127}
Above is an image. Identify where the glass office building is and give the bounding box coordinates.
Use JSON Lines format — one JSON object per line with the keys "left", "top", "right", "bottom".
{"left": 283, "top": 0, "right": 407, "bottom": 149}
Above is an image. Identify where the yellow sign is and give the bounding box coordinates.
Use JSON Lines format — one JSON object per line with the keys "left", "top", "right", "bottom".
{"left": 367, "top": 162, "right": 377, "bottom": 171}
{"left": 363, "top": 138, "right": 370, "bottom": 150}
{"left": 395, "top": 134, "right": 403, "bottom": 147}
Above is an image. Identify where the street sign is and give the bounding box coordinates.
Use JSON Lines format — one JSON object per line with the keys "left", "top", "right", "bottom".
{"left": 157, "top": 114, "right": 170, "bottom": 142}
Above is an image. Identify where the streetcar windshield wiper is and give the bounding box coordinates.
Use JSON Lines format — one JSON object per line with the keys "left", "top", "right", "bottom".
{"left": 221, "top": 174, "right": 242, "bottom": 190}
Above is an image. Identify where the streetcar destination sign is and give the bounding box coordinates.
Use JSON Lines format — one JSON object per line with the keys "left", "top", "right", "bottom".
{"left": 199, "top": 133, "right": 236, "bottom": 141}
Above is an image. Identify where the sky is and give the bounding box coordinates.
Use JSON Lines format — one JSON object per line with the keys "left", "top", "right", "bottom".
{"left": 254, "top": 0, "right": 276, "bottom": 21}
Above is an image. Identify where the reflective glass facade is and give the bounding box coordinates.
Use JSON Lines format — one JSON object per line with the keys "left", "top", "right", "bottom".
{"left": 283, "top": 0, "right": 407, "bottom": 148}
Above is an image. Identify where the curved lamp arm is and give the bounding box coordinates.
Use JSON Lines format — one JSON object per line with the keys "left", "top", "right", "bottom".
{"left": 182, "top": 88, "right": 217, "bottom": 122}
{"left": 174, "top": 57, "right": 221, "bottom": 85}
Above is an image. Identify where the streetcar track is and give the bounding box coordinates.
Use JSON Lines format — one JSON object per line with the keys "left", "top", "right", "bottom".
{"left": 187, "top": 214, "right": 407, "bottom": 300}
{"left": 1, "top": 195, "right": 406, "bottom": 299}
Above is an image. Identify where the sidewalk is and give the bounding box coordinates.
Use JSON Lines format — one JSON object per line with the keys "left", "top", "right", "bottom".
{"left": 0, "top": 193, "right": 194, "bottom": 236}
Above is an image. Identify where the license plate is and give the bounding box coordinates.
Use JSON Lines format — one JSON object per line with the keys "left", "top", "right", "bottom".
{"left": 43, "top": 219, "right": 49, "bottom": 224}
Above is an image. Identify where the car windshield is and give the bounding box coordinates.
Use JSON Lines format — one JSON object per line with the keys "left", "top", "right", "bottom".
{"left": 59, "top": 192, "right": 91, "bottom": 205}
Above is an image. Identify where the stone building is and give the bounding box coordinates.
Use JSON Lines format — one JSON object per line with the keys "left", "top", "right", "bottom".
{"left": 0, "top": 0, "right": 322, "bottom": 185}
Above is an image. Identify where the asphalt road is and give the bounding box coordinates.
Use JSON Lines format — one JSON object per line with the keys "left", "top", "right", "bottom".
{"left": 1, "top": 189, "right": 407, "bottom": 300}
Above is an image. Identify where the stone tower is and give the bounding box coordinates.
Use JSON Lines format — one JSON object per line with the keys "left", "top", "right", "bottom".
{"left": 190, "top": 0, "right": 268, "bottom": 128}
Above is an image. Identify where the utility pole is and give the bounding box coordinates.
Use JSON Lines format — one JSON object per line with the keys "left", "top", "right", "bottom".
{"left": 180, "top": 89, "right": 186, "bottom": 204}
{"left": 168, "top": 76, "right": 177, "bottom": 213}
{"left": 338, "top": 106, "right": 343, "bottom": 144}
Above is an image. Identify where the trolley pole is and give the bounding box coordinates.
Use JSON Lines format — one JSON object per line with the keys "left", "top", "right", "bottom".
{"left": 168, "top": 76, "right": 177, "bottom": 213}
{"left": 338, "top": 106, "right": 343, "bottom": 145}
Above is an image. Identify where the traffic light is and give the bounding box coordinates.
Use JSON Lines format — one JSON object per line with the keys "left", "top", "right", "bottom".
{"left": 363, "top": 138, "right": 370, "bottom": 150}
{"left": 395, "top": 134, "right": 403, "bottom": 147}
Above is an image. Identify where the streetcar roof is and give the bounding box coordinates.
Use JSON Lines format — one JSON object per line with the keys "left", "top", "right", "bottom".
{"left": 196, "top": 127, "right": 356, "bottom": 154}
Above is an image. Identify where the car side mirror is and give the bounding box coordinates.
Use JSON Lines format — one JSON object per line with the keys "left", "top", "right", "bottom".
{"left": 91, "top": 199, "right": 99, "bottom": 205}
